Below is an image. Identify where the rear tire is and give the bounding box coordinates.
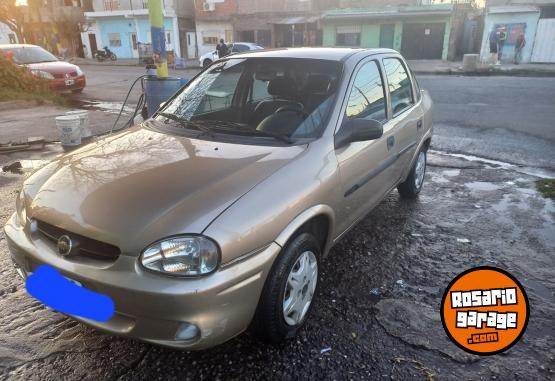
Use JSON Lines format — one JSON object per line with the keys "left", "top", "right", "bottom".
{"left": 398, "top": 148, "right": 427, "bottom": 199}
{"left": 252, "top": 233, "right": 320, "bottom": 343}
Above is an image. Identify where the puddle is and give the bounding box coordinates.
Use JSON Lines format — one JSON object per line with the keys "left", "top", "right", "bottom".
{"left": 431, "top": 150, "right": 555, "bottom": 179}
{"left": 465, "top": 181, "right": 501, "bottom": 191}
{"left": 442, "top": 169, "right": 460, "bottom": 177}
{"left": 66, "top": 99, "right": 134, "bottom": 115}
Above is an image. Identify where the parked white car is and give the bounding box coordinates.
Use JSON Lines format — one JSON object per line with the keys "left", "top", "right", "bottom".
{"left": 199, "top": 42, "right": 264, "bottom": 68}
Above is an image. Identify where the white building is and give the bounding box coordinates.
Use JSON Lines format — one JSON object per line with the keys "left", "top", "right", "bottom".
{"left": 0, "top": 22, "right": 18, "bottom": 45}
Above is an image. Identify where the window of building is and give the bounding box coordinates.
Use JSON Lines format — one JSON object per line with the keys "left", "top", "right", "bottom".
{"left": 203, "top": 36, "right": 218, "bottom": 45}
{"left": 103, "top": 0, "right": 119, "bottom": 11}
{"left": 166, "top": 32, "right": 171, "bottom": 45}
{"left": 108, "top": 33, "right": 122, "bottom": 47}
{"left": 346, "top": 60, "right": 386, "bottom": 122}
{"left": 225, "top": 30, "right": 234, "bottom": 43}
{"left": 336, "top": 25, "right": 361, "bottom": 47}
{"left": 383, "top": 58, "right": 414, "bottom": 116}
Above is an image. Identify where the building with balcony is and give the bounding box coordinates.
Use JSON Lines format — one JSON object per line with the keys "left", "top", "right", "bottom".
{"left": 194, "top": 0, "right": 238, "bottom": 57}
{"left": 80, "top": 0, "right": 195, "bottom": 60}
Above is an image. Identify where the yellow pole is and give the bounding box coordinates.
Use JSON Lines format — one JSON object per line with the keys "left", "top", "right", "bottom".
{"left": 148, "top": 0, "right": 168, "bottom": 78}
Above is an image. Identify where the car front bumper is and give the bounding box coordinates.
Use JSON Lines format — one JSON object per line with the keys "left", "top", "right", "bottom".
{"left": 4, "top": 213, "right": 280, "bottom": 350}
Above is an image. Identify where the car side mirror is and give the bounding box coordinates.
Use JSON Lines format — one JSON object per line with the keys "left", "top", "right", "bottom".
{"left": 334, "top": 118, "right": 383, "bottom": 149}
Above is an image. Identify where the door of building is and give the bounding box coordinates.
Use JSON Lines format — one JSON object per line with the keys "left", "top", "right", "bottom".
{"left": 186, "top": 32, "right": 197, "bottom": 59}
{"left": 379, "top": 24, "right": 395, "bottom": 49}
{"left": 130, "top": 32, "right": 138, "bottom": 58}
{"left": 88, "top": 33, "right": 98, "bottom": 57}
{"left": 531, "top": 19, "right": 555, "bottom": 63}
{"left": 401, "top": 22, "right": 446, "bottom": 59}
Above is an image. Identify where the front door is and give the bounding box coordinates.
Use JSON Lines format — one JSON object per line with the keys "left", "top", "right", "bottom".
{"left": 186, "top": 32, "right": 197, "bottom": 58}
{"left": 334, "top": 59, "right": 397, "bottom": 235}
{"left": 130, "top": 32, "right": 138, "bottom": 58}
{"left": 88, "top": 34, "right": 98, "bottom": 57}
{"left": 379, "top": 24, "right": 395, "bottom": 49}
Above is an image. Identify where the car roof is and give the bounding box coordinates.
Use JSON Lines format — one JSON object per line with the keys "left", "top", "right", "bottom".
{"left": 230, "top": 47, "right": 397, "bottom": 61}
{"left": 0, "top": 44, "right": 41, "bottom": 49}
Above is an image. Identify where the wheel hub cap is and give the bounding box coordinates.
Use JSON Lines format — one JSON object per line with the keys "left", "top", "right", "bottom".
{"left": 283, "top": 251, "right": 318, "bottom": 326}
{"left": 414, "top": 151, "right": 426, "bottom": 189}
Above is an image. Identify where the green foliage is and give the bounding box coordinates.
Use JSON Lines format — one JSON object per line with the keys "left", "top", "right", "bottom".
{"left": 536, "top": 179, "right": 555, "bottom": 200}
{"left": 0, "top": 52, "right": 64, "bottom": 104}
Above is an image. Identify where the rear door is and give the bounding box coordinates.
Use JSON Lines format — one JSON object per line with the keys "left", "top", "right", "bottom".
{"left": 381, "top": 56, "right": 422, "bottom": 181}
{"left": 334, "top": 58, "right": 397, "bottom": 235}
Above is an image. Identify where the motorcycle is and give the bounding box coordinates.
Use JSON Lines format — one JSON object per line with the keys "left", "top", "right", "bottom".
{"left": 94, "top": 47, "right": 117, "bottom": 62}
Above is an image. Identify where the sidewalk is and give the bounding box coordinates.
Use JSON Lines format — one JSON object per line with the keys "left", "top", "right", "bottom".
{"left": 408, "top": 60, "right": 555, "bottom": 77}
{"left": 68, "top": 57, "right": 200, "bottom": 69}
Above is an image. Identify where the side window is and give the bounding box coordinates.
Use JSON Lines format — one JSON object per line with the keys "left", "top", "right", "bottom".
{"left": 383, "top": 58, "right": 414, "bottom": 116}
{"left": 234, "top": 44, "right": 249, "bottom": 52}
{"left": 345, "top": 60, "right": 387, "bottom": 122}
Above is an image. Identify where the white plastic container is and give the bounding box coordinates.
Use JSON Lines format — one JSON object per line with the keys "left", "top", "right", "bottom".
{"left": 65, "top": 110, "right": 91, "bottom": 138}
{"left": 56, "top": 115, "right": 82, "bottom": 147}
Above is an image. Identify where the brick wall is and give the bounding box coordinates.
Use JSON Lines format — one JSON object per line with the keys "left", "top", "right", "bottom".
{"left": 195, "top": 0, "right": 238, "bottom": 19}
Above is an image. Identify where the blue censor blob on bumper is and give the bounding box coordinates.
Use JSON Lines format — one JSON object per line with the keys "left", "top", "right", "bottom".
{"left": 26, "top": 265, "right": 115, "bottom": 322}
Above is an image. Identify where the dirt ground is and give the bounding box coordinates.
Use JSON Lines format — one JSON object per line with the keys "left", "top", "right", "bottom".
{"left": 0, "top": 146, "right": 553, "bottom": 380}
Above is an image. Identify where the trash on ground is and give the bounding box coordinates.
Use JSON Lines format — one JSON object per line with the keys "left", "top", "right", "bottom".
{"left": 370, "top": 287, "right": 381, "bottom": 296}
{"left": 320, "top": 347, "right": 332, "bottom": 354}
{"left": 457, "top": 238, "right": 471, "bottom": 244}
{"left": 2, "top": 161, "right": 22, "bottom": 174}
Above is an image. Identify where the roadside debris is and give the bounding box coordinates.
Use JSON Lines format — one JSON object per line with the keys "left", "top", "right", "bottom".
{"left": 0, "top": 137, "right": 45, "bottom": 154}
{"left": 2, "top": 161, "right": 22, "bottom": 174}
{"left": 456, "top": 238, "right": 471, "bottom": 244}
{"left": 320, "top": 347, "right": 332, "bottom": 354}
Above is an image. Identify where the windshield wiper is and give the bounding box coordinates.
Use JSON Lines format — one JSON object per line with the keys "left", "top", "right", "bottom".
{"left": 192, "top": 120, "right": 295, "bottom": 144}
{"left": 157, "top": 112, "right": 215, "bottom": 138}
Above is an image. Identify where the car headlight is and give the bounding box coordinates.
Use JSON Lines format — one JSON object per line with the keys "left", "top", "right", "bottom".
{"left": 141, "top": 236, "right": 220, "bottom": 276}
{"left": 30, "top": 69, "right": 55, "bottom": 80}
{"left": 15, "top": 190, "right": 26, "bottom": 226}
{"left": 75, "top": 67, "right": 83, "bottom": 76}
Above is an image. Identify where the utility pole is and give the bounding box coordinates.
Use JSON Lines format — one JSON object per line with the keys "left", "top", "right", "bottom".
{"left": 148, "top": 0, "right": 168, "bottom": 78}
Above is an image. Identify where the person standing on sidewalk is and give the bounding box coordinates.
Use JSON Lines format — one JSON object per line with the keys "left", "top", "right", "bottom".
{"left": 216, "top": 39, "right": 229, "bottom": 59}
{"left": 514, "top": 33, "right": 526, "bottom": 64}
{"left": 497, "top": 26, "right": 507, "bottom": 63}
{"left": 489, "top": 28, "right": 499, "bottom": 64}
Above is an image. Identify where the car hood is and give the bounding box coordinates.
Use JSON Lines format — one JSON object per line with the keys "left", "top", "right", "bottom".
{"left": 25, "top": 127, "right": 306, "bottom": 254}
{"left": 25, "top": 61, "right": 79, "bottom": 75}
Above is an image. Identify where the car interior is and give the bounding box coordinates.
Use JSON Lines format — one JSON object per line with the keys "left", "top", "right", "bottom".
{"left": 174, "top": 58, "right": 343, "bottom": 139}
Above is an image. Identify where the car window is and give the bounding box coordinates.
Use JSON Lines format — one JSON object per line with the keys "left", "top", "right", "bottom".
{"left": 233, "top": 44, "right": 249, "bottom": 53}
{"left": 1, "top": 46, "right": 57, "bottom": 64}
{"left": 345, "top": 60, "right": 387, "bottom": 122}
{"left": 383, "top": 58, "right": 414, "bottom": 116}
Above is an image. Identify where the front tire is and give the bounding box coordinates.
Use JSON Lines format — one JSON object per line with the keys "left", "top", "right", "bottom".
{"left": 252, "top": 233, "right": 320, "bottom": 343}
{"left": 203, "top": 59, "right": 212, "bottom": 68}
{"left": 398, "top": 148, "right": 427, "bottom": 198}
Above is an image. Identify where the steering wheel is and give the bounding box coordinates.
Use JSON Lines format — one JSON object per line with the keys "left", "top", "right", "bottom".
{"left": 275, "top": 106, "right": 309, "bottom": 118}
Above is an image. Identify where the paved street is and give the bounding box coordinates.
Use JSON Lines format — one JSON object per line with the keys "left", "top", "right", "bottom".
{"left": 0, "top": 66, "right": 554, "bottom": 380}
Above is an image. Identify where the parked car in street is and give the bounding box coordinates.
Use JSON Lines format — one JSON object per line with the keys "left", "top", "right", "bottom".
{"left": 5, "top": 48, "right": 432, "bottom": 350}
{"left": 0, "top": 44, "right": 86, "bottom": 93}
{"left": 199, "top": 42, "right": 263, "bottom": 67}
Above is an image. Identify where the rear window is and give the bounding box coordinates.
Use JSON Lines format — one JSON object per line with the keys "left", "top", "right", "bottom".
{"left": 383, "top": 58, "right": 414, "bottom": 116}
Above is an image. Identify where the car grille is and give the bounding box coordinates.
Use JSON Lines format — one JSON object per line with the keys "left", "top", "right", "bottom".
{"left": 36, "top": 220, "right": 121, "bottom": 261}
{"left": 52, "top": 71, "right": 78, "bottom": 79}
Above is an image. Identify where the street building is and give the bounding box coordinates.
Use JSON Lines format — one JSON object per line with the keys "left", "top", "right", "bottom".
{"left": 80, "top": 0, "right": 195, "bottom": 60}
{"left": 480, "top": 0, "right": 555, "bottom": 63}
{"left": 322, "top": 4, "right": 478, "bottom": 60}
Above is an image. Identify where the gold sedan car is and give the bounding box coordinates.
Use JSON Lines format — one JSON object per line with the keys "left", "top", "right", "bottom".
{"left": 5, "top": 48, "right": 432, "bottom": 350}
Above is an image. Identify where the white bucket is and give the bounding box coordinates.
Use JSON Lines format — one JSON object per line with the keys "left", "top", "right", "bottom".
{"left": 65, "top": 110, "right": 91, "bottom": 138}
{"left": 56, "top": 115, "right": 82, "bottom": 147}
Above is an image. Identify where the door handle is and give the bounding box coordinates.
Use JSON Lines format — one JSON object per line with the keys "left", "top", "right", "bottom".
{"left": 417, "top": 119, "right": 423, "bottom": 130}
{"left": 387, "top": 136, "right": 395, "bottom": 151}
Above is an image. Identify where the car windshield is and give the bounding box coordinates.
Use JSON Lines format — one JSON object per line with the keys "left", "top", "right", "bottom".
{"left": 155, "top": 57, "right": 343, "bottom": 144}
{"left": 2, "top": 46, "right": 58, "bottom": 64}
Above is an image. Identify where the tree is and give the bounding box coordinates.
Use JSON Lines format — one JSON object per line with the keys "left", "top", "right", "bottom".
{"left": 0, "top": 0, "right": 25, "bottom": 42}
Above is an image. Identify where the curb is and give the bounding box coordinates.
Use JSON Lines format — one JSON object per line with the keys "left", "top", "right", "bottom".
{"left": 413, "top": 69, "right": 555, "bottom": 77}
